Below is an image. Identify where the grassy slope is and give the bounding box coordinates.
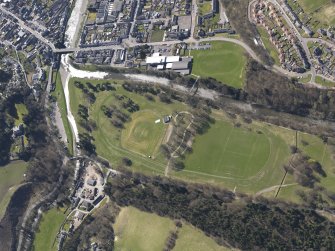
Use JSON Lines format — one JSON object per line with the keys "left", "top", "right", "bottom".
{"left": 315, "top": 76, "right": 335, "bottom": 88}
{"left": 33, "top": 208, "right": 67, "bottom": 251}
{"left": 52, "top": 71, "right": 74, "bottom": 155}
{"left": 113, "top": 207, "right": 175, "bottom": 251}
{"left": 257, "top": 27, "right": 280, "bottom": 65}
{"left": 297, "top": 0, "right": 335, "bottom": 25}
{"left": 191, "top": 41, "right": 247, "bottom": 88}
{"left": 69, "top": 78, "right": 187, "bottom": 174}
{"left": 0, "top": 160, "right": 28, "bottom": 220}
{"left": 174, "top": 224, "right": 230, "bottom": 251}
{"left": 114, "top": 207, "right": 230, "bottom": 251}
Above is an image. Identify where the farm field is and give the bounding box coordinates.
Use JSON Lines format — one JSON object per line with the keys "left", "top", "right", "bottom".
{"left": 69, "top": 78, "right": 188, "bottom": 174}
{"left": 33, "top": 207, "right": 67, "bottom": 251}
{"left": 190, "top": 41, "right": 247, "bottom": 88}
{"left": 113, "top": 207, "right": 175, "bottom": 251}
{"left": 179, "top": 112, "right": 291, "bottom": 194}
{"left": 0, "top": 160, "right": 28, "bottom": 220}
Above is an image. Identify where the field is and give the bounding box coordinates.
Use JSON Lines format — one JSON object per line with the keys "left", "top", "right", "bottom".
{"left": 180, "top": 112, "right": 291, "bottom": 193}
{"left": 121, "top": 111, "right": 166, "bottom": 157}
{"left": 174, "top": 224, "right": 229, "bottom": 251}
{"left": 51, "top": 71, "right": 74, "bottom": 155}
{"left": 0, "top": 160, "right": 28, "bottom": 220}
{"left": 68, "top": 77, "right": 335, "bottom": 202}
{"left": 150, "top": 29, "right": 164, "bottom": 42}
{"left": 257, "top": 27, "right": 280, "bottom": 65}
{"left": 297, "top": 0, "right": 335, "bottom": 26}
{"left": 114, "top": 207, "right": 229, "bottom": 251}
{"left": 190, "top": 41, "right": 247, "bottom": 88}
{"left": 315, "top": 75, "right": 335, "bottom": 88}
{"left": 33, "top": 207, "right": 67, "bottom": 251}
{"left": 14, "top": 103, "right": 28, "bottom": 126}
{"left": 113, "top": 207, "right": 175, "bottom": 251}
{"left": 69, "top": 78, "right": 187, "bottom": 174}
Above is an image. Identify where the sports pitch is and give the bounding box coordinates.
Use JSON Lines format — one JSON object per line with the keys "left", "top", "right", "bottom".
{"left": 190, "top": 41, "right": 247, "bottom": 88}
{"left": 180, "top": 115, "right": 292, "bottom": 193}
{"left": 121, "top": 110, "right": 166, "bottom": 157}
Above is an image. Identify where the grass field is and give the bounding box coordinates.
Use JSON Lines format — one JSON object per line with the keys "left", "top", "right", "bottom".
{"left": 113, "top": 207, "right": 175, "bottom": 251}
{"left": 33, "top": 207, "right": 67, "bottom": 251}
{"left": 121, "top": 110, "right": 166, "bottom": 156}
{"left": 257, "top": 27, "right": 280, "bottom": 65}
{"left": 14, "top": 104, "right": 28, "bottom": 126}
{"left": 297, "top": 0, "right": 335, "bottom": 25}
{"left": 180, "top": 112, "right": 291, "bottom": 193}
{"left": 190, "top": 41, "right": 247, "bottom": 88}
{"left": 69, "top": 78, "right": 187, "bottom": 174}
{"left": 114, "top": 207, "right": 230, "bottom": 251}
{"left": 150, "top": 30, "right": 164, "bottom": 42}
{"left": 0, "top": 160, "right": 28, "bottom": 220}
{"left": 52, "top": 71, "right": 74, "bottom": 155}
{"left": 174, "top": 224, "right": 230, "bottom": 251}
{"left": 315, "top": 75, "right": 335, "bottom": 88}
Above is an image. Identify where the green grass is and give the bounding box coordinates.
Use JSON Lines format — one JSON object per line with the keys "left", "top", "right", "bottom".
{"left": 315, "top": 76, "right": 335, "bottom": 88}
{"left": 198, "top": 1, "right": 212, "bottom": 15}
{"left": 52, "top": 71, "right": 74, "bottom": 155}
{"left": 150, "top": 29, "right": 164, "bottom": 42}
{"left": 298, "top": 74, "right": 312, "bottom": 84}
{"left": 33, "top": 207, "right": 67, "bottom": 251}
{"left": 69, "top": 78, "right": 187, "bottom": 175}
{"left": 0, "top": 160, "right": 28, "bottom": 220}
{"left": 121, "top": 111, "right": 167, "bottom": 156}
{"left": 257, "top": 27, "right": 280, "bottom": 65}
{"left": 14, "top": 104, "right": 28, "bottom": 126}
{"left": 174, "top": 224, "right": 231, "bottom": 251}
{"left": 297, "top": 0, "right": 330, "bottom": 13}
{"left": 191, "top": 41, "right": 247, "bottom": 88}
{"left": 179, "top": 112, "right": 291, "bottom": 194}
{"left": 113, "top": 207, "right": 175, "bottom": 251}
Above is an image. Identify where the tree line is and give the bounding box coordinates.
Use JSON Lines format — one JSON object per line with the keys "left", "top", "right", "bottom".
{"left": 105, "top": 172, "right": 335, "bottom": 250}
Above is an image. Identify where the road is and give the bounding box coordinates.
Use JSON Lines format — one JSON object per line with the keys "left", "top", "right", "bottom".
{"left": 1, "top": 2, "right": 334, "bottom": 84}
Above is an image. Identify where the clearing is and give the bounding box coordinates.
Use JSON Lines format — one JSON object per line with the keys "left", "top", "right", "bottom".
{"left": 33, "top": 207, "right": 67, "bottom": 251}
{"left": 0, "top": 160, "right": 28, "bottom": 220}
{"left": 190, "top": 41, "right": 247, "bottom": 88}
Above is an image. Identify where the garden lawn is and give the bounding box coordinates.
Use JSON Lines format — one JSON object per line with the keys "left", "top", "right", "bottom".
{"left": 191, "top": 41, "right": 247, "bottom": 88}
{"left": 33, "top": 207, "right": 67, "bottom": 251}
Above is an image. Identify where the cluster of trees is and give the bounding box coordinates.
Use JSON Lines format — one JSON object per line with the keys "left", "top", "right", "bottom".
{"left": 77, "top": 104, "right": 97, "bottom": 132}
{"left": 74, "top": 81, "right": 115, "bottom": 93}
{"left": 245, "top": 61, "right": 335, "bottom": 121}
{"left": 106, "top": 172, "right": 335, "bottom": 250}
{"left": 0, "top": 69, "right": 12, "bottom": 82}
{"left": 63, "top": 203, "right": 119, "bottom": 251}
{"left": 221, "top": 0, "right": 274, "bottom": 66}
{"left": 284, "top": 153, "right": 326, "bottom": 188}
{"left": 163, "top": 221, "right": 182, "bottom": 251}
{"left": 101, "top": 104, "right": 130, "bottom": 129}
{"left": 122, "top": 82, "right": 161, "bottom": 95}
